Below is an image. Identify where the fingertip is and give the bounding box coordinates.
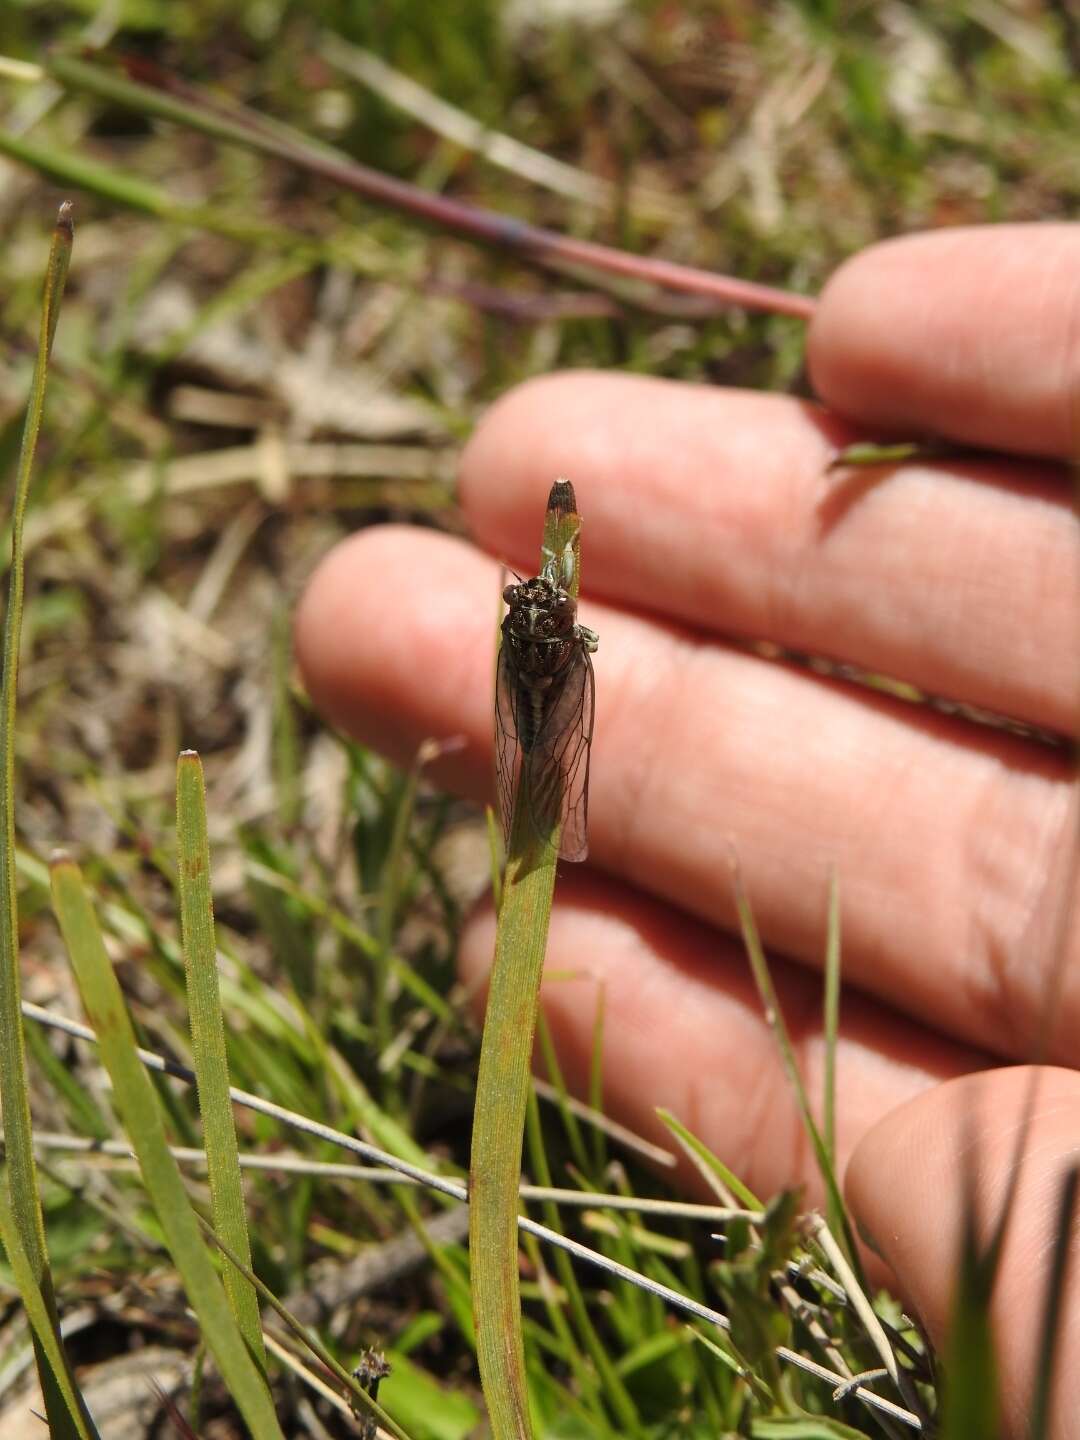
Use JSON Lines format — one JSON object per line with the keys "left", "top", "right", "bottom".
{"left": 807, "top": 233, "right": 931, "bottom": 433}
{"left": 459, "top": 369, "right": 612, "bottom": 548}
{"left": 294, "top": 526, "right": 420, "bottom": 728}
{"left": 293, "top": 528, "right": 365, "bottom": 726}
{"left": 846, "top": 1066, "right": 1080, "bottom": 1437}
{"left": 808, "top": 224, "right": 1080, "bottom": 460}
{"left": 293, "top": 524, "right": 497, "bottom": 777}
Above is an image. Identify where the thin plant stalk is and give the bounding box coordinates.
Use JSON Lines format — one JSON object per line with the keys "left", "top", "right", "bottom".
{"left": 731, "top": 858, "right": 863, "bottom": 1278}
{"left": 0, "top": 1191, "right": 94, "bottom": 1439}
{"left": 46, "top": 52, "right": 816, "bottom": 321}
{"left": 0, "top": 202, "right": 96, "bottom": 1438}
{"left": 176, "top": 750, "right": 266, "bottom": 1369}
{"left": 523, "top": 1090, "right": 639, "bottom": 1432}
{"left": 822, "top": 867, "right": 842, "bottom": 1244}
{"left": 1029, "top": 1163, "right": 1080, "bottom": 1440}
{"left": 374, "top": 740, "right": 436, "bottom": 1064}
{"left": 195, "top": 1215, "right": 412, "bottom": 1440}
{"left": 468, "top": 483, "right": 586, "bottom": 1440}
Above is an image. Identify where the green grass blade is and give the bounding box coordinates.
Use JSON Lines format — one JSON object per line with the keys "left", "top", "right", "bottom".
{"left": 0, "top": 202, "right": 97, "bottom": 1440}
{"left": 469, "top": 481, "right": 587, "bottom": 1440}
{"left": 50, "top": 857, "right": 286, "bottom": 1440}
{"left": 0, "top": 129, "right": 175, "bottom": 218}
{"left": 195, "top": 1213, "right": 415, "bottom": 1440}
{"left": 0, "top": 126, "right": 371, "bottom": 267}
{"left": 731, "top": 861, "right": 862, "bottom": 1277}
{"left": 468, "top": 725, "right": 552, "bottom": 1439}
{"left": 270, "top": 602, "right": 302, "bottom": 832}
{"left": 523, "top": 1090, "right": 639, "bottom": 1434}
{"left": 939, "top": 1196, "right": 998, "bottom": 1440}
{"left": 1029, "top": 1162, "right": 1079, "bottom": 1440}
{"left": 1, "top": 201, "right": 72, "bottom": 1258}
{"left": 25, "top": 1018, "right": 111, "bottom": 1141}
{"left": 47, "top": 51, "right": 321, "bottom": 168}
{"left": 176, "top": 751, "right": 266, "bottom": 1370}
{"left": 655, "top": 1108, "right": 762, "bottom": 1211}
{"left": 374, "top": 740, "right": 436, "bottom": 1064}
{"left": 0, "top": 1189, "right": 94, "bottom": 1439}
{"left": 822, "top": 869, "right": 841, "bottom": 1244}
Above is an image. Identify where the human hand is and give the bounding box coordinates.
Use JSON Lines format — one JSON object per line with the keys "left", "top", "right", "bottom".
{"left": 295, "top": 225, "right": 1080, "bottom": 1436}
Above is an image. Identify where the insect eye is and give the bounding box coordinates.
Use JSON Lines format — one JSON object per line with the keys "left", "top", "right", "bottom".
{"left": 502, "top": 584, "right": 517, "bottom": 604}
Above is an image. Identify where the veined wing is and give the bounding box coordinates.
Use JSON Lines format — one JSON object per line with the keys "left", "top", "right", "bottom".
{"left": 528, "top": 646, "right": 594, "bottom": 861}
{"left": 519, "top": 645, "right": 595, "bottom": 862}
{"left": 494, "top": 640, "right": 524, "bottom": 854}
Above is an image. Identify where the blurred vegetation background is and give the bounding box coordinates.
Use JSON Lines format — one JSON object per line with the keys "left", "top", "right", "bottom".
{"left": 0, "top": 1, "right": 1078, "bottom": 1435}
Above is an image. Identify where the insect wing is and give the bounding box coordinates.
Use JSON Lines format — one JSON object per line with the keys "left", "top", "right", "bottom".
{"left": 522, "top": 643, "right": 595, "bottom": 862}
{"left": 494, "top": 640, "right": 524, "bottom": 851}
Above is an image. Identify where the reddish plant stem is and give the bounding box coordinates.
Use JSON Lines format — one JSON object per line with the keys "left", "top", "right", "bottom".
{"left": 116, "top": 54, "right": 816, "bottom": 321}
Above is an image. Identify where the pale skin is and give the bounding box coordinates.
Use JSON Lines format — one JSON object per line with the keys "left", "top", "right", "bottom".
{"left": 295, "top": 225, "right": 1080, "bottom": 1438}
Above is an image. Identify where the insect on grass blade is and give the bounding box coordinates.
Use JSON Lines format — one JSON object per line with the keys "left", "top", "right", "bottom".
{"left": 495, "top": 480, "right": 598, "bottom": 862}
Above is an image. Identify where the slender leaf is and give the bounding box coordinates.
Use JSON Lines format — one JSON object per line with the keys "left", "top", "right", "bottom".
{"left": 822, "top": 868, "right": 843, "bottom": 1254}
{"left": 534, "top": 1011, "right": 589, "bottom": 1176}
{"left": 195, "top": 1213, "right": 414, "bottom": 1440}
{"left": 176, "top": 751, "right": 266, "bottom": 1369}
{"left": 0, "top": 202, "right": 96, "bottom": 1439}
{"left": 270, "top": 602, "right": 302, "bottom": 832}
{"left": 0, "top": 1190, "right": 94, "bottom": 1440}
{"left": 731, "top": 862, "right": 862, "bottom": 1277}
{"left": 469, "top": 481, "right": 589, "bottom": 1440}
{"left": 374, "top": 739, "right": 436, "bottom": 1063}
{"left": 656, "top": 1108, "right": 762, "bottom": 1211}
{"left": 939, "top": 1197, "right": 998, "bottom": 1440}
{"left": 523, "top": 1090, "right": 639, "bottom": 1433}
{"left": 1029, "top": 1163, "right": 1080, "bottom": 1440}
{"left": 51, "top": 857, "right": 286, "bottom": 1440}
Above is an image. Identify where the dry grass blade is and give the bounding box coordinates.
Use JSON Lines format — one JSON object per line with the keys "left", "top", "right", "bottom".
{"left": 176, "top": 750, "right": 266, "bottom": 1370}
{"left": 531, "top": 1075, "right": 676, "bottom": 1170}
{"left": 0, "top": 201, "right": 96, "bottom": 1440}
{"left": 27, "top": 1130, "right": 728, "bottom": 1218}
{"left": 319, "top": 34, "right": 641, "bottom": 213}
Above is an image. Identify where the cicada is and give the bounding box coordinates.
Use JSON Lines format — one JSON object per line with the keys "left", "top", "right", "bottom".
{"left": 495, "top": 483, "right": 598, "bottom": 862}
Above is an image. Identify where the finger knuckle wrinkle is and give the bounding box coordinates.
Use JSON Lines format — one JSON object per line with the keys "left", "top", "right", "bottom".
{"left": 962, "top": 765, "right": 1075, "bottom": 1055}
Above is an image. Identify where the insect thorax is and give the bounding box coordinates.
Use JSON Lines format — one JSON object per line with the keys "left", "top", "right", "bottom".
{"left": 503, "top": 577, "right": 578, "bottom": 683}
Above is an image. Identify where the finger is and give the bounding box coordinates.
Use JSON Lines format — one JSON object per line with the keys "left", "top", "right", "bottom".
{"left": 293, "top": 524, "right": 1079, "bottom": 1061}
{"left": 456, "top": 867, "right": 984, "bottom": 1215}
{"left": 459, "top": 372, "right": 1079, "bottom": 736}
{"left": 846, "top": 1067, "right": 1080, "bottom": 1440}
{"left": 808, "top": 223, "right": 1080, "bottom": 461}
